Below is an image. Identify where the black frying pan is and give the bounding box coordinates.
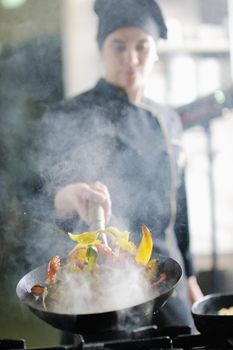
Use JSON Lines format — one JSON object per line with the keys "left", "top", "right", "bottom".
{"left": 192, "top": 293, "right": 233, "bottom": 336}
{"left": 16, "top": 255, "right": 182, "bottom": 335}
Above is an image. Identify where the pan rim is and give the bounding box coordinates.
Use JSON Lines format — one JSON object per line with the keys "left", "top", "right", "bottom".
{"left": 16, "top": 254, "right": 182, "bottom": 316}
{"left": 192, "top": 292, "right": 233, "bottom": 317}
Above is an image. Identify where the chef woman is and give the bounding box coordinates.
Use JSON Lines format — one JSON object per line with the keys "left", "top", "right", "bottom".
{"left": 29, "top": 0, "right": 203, "bottom": 328}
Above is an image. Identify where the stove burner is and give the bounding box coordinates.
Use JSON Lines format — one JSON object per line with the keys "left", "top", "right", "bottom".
{"left": 0, "top": 340, "right": 26, "bottom": 350}
{"left": 1, "top": 326, "right": 233, "bottom": 350}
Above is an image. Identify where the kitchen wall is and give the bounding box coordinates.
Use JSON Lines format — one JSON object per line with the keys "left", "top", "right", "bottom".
{"left": 0, "top": 1, "right": 62, "bottom": 346}
{"left": 0, "top": 0, "right": 60, "bottom": 44}
{"left": 157, "top": 0, "right": 233, "bottom": 276}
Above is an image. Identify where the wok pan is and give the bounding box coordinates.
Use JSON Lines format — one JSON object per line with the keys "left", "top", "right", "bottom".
{"left": 192, "top": 293, "right": 233, "bottom": 336}
{"left": 16, "top": 254, "right": 182, "bottom": 335}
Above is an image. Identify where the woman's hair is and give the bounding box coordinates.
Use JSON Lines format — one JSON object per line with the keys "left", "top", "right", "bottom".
{"left": 94, "top": 0, "right": 167, "bottom": 47}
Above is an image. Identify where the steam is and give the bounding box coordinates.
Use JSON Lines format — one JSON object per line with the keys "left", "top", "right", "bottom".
{"left": 47, "top": 259, "right": 155, "bottom": 315}
{"left": 1, "top": 33, "right": 171, "bottom": 331}
{"left": 0, "top": 36, "right": 63, "bottom": 274}
{"left": 26, "top": 98, "right": 171, "bottom": 237}
{"left": 19, "top": 84, "right": 172, "bottom": 332}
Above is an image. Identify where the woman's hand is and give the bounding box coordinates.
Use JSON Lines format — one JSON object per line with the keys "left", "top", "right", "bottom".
{"left": 54, "top": 181, "right": 112, "bottom": 225}
{"left": 187, "top": 275, "right": 204, "bottom": 304}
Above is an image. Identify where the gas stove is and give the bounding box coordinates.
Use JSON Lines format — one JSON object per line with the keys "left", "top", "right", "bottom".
{"left": 1, "top": 326, "right": 233, "bottom": 350}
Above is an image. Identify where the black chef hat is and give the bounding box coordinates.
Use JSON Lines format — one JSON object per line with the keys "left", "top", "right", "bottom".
{"left": 94, "top": 0, "right": 167, "bottom": 47}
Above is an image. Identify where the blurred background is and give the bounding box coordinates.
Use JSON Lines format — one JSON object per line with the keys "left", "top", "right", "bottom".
{"left": 0, "top": 0, "right": 233, "bottom": 346}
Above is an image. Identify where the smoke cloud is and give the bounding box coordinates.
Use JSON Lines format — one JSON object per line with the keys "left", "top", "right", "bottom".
{"left": 45, "top": 259, "right": 155, "bottom": 315}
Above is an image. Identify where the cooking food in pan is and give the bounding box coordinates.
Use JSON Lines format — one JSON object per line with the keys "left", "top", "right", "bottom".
{"left": 17, "top": 233, "right": 181, "bottom": 333}
{"left": 218, "top": 306, "right": 233, "bottom": 315}
{"left": 29, "top": 224, "right": 167, "bottom": 314}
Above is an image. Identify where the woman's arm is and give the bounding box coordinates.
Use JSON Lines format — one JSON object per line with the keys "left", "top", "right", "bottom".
{"left": 187, "top": 275, "right": 204, "bottom": 304}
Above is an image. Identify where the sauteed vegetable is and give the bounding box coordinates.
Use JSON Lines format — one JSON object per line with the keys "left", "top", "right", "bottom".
{"left": 30, "top": 224, "right": 166, "bottom": 312}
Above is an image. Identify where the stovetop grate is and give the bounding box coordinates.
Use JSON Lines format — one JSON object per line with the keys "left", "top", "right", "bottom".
{"left": 1, "top": 325, "right": 232, "bottom": 350}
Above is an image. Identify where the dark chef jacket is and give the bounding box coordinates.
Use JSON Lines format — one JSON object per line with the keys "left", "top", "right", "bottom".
{"left": 27, "top": 78, "right": 196, "bottom": 327}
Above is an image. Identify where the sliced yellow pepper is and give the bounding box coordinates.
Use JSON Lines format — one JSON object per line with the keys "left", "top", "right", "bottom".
{"left": 42, "top": 286, "right": 48, "bottom": 311}
{"left": 68, "top": 231, "right": 99, "bottom": 244}
{"left": 145, "top": 258, "right": 158, "bottom": 278}
{"left": 69, "top": 244, "right": 87, "bottom": 261}
{"left": 105, "top": 227, "right": 134, "bottom": 252}
{"left": 114, "top": 236, "right": 135, "bottom": 252}
{"left": 105, "top": 226, "right": 130, "bottom": 238}
{"left": 135, "top": 224, "right": 153, "bottom": 266}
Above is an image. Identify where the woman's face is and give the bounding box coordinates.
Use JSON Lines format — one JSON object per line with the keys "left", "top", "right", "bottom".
{"left": 101, "top": 27, "right": 158, "bottom": 91}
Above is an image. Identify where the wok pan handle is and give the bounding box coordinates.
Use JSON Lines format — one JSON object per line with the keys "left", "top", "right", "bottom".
{"left": 88, "top": 202, "right": 108, "bottom": 246}
{"left": 88, "top": 202, "right": 105, "bottom": 230}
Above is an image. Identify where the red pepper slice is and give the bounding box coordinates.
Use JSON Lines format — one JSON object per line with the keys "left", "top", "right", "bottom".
{"left": 31, "top": 284, "right": 45, "bottom": 296}
{"left": 95, "top": 243, "right": 113, "bottom": 256}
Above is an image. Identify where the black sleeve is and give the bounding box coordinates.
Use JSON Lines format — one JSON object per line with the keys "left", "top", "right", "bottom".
{"left": 174, "top": 172, "right": 196, "bottom": 277}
